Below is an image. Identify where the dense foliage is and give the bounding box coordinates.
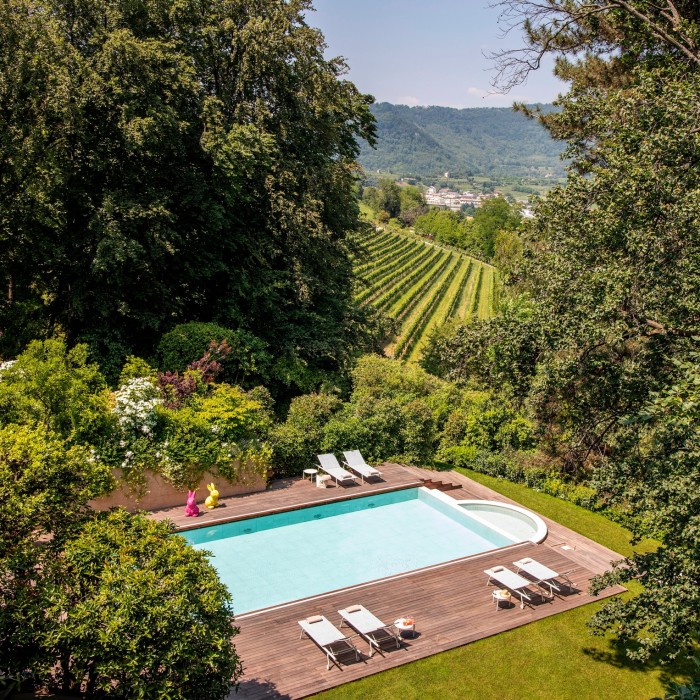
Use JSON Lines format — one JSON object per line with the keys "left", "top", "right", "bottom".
{"left": 362, "top": 180, "right": 428, "bottom": 226}
{"left": 589, "top": 356, "right": 700, "bottom": 660}
{"left": 0, "top": 338, "right": 256, "bottom": 695}
{"left": 270, "top": 355, "right": 534, "bottom": 476}
{"left": 0, "top": 0, "right": 375, "bottom": 391}
{"left": 0, "top": 422, "right": 240, "bottom": 697}
{"left": 413, "top": 197, "right": 521, "bottom": 260}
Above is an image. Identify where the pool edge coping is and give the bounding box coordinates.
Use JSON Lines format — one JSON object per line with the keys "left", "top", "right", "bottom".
{"left": 173, "top": 479, "right": 424, "bottom": 532}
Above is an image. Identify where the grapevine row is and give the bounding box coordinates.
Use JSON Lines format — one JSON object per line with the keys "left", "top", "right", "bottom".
{"left": 395, "top": 257, "right": 462, "bottom": 359}
{"left": 355, "top": 235, "right": 415, "bottom": 276}
{"left": 392, "top": 251, "right": 454, "bottom": 321}
{"left": 355, "top": 243, "right": 432, "bottom": 305}
{"left": 469, "top": 266, "right": 484, "bottom": 317}
{"left": 356, "top": 238, "right": 423, "bottom": 286}
{"left": 446, "top": 261, "right": 473, "bottom": 321}
{"left": 374, "top": 249, "right": 444, "bottom": 313}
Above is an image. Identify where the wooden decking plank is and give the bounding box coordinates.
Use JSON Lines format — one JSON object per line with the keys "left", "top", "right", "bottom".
{"left": 233, "top": 538, "right": 624, "bottom": 699}
{"left": 151, "top": 463, "right": 422, "bottom": 532}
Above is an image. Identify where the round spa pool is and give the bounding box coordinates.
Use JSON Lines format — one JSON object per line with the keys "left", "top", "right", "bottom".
{"left": 455, "top": 500, "right": 547, "bottom": 544}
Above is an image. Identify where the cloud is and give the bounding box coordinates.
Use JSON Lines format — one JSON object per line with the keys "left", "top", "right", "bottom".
{"left": 467, "top": 87, "right": 489, "bottom": 99}
{"left": 466, "top": 86, "right": 530, "bottom": 103}
{"left": 396, "top": 95, "right": 421, "bottom": 106}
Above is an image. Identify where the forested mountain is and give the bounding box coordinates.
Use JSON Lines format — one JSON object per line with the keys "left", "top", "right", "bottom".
{"left": 359, "top": 103, "right": 566, "bottom": 179}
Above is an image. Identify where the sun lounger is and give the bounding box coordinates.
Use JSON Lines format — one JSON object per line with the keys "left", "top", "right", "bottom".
{"left": 298, "top": 615, "right": 362, "bottom": 670}
{"left": 484, "top": 565, "right": 545, "bottom": 608}
{"left": 342, "top": 450, "right": 383, "bottom": 483}
{"left": 338, "top": 604, "right": 401, "bottom": 656}
{"left": 513, "top": 557, "right": 575, "bottom": 596}
{"left": 316, "top": 453, "right": 358, "bottom": 486}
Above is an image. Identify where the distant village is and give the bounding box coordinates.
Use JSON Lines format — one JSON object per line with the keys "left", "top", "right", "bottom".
{"left": 422, "top": 185, "right": 534, "bottom": 219}
{"left": 424, "top": 186, "right": 497, "bottom": 211}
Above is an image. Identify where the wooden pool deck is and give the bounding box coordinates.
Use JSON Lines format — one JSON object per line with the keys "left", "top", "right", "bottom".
{"left": 149, "top": 463, "right": 423, "bottom": 531}
{"left": 149, "top": 464, "right": 626, "bottom": 699}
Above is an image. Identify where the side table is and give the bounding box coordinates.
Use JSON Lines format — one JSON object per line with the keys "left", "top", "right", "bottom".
{"left": 393, "top": 617, "right": 416, "bottom": 638}
{"left": 492, "top": 589, "right": 512, "bottom": 609}
{"left": 302, "top": 468, "right": 318, "bottom": 482}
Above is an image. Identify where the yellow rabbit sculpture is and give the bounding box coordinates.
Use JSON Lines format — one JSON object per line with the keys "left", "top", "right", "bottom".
{"left": 204, "top": 482, "right": 219, "bottom": 509}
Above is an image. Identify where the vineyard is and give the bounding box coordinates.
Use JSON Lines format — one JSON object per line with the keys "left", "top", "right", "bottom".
{"left": 353, "top": 228, "right": 498, "bottom": 362}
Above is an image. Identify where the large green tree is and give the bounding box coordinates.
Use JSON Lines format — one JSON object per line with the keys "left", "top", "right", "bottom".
{"left": 0, "top": 423, "right": 242, "bottom": 698}
{"left": 589, "top": 355, "right": 700, "bottom": 661}
{"left": 480, "top": 0, "right": 700, "bottom": 664}
{"left": 0, "top": 0, "right": 375, "bottom": 387}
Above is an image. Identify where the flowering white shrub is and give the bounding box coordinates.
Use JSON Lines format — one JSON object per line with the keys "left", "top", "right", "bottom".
{"left": 0, "top": 359, "right": 17, "bottom": 382}
{"left": 114, "top": 377, "right": 162, "bottom": 435}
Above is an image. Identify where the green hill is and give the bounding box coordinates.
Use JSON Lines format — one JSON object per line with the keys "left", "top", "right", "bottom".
{"left": 359, "top": 103, "right": 566, "bottom": 180}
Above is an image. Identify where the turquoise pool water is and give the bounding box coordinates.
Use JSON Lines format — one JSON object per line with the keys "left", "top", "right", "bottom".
{"left": 183, "top": 487, "right": 513, "bottom": 614}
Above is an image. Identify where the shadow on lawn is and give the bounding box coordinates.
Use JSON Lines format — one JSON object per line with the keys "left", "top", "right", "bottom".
{"left": 582, "top": 641, "right": 696, "bottom": 693}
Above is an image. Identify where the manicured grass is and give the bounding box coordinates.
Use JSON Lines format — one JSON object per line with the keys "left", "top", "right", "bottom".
{"left": 310, "top": 469, "right": 689, "bottom": 700}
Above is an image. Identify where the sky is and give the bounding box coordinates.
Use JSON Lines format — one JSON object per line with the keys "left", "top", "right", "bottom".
{"left": 307, "top": 0, "right": 565, "bottom": 108}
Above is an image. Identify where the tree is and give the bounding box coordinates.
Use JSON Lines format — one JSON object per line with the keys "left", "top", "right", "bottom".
{"left": 376, "top": 178, "right": 402, "bottom": 218}
{"left": 270, "top": 392, "right": 342, "bottom": 476}
{"left": 479, "top": 0, "right": 700, "bottom": 664}
{"left": 471, "top": 197, "right": 520, "bottom": 260}
{"left": 39, "top": 510, "right": 241, "bottom": 698}
{"left": 414, "top": 209, "right": 477, "bottom": 254}
{"left": 0, "top": 421, "right": 242, "bottom": 698}
{"left": 519, "top": 69, "right": 700, "bottom": 471}
{"left": 0, "top": 338, "right": 112, "bottom": 446}
{"left": 0, "top": 0, "right": 375, "bottom": 387}
{"left": 0, "top": 424, "right": 113, "bottom": 688}
{"left": 491, "top": 1, "right": 700, "bottom": 94}
{"left": 397, "top": 185, "right": 428, "bottom": 226}
{"left": 157, "top": 322, "right": 272, "bottom": 388}
{"left": 423, "top": 295, "right": 542, "bottom": 400}
{"left": 589, "top": 356, "right": 700, "bottom": 662}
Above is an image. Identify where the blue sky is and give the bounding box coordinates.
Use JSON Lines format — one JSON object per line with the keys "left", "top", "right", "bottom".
{"left": 307, "top": 0, "right": 565, "bottom": 107}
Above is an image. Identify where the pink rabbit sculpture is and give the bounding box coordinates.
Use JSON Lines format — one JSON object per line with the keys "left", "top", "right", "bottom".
{"left": 185, "top": 490, "right": 200, "bottom": 517}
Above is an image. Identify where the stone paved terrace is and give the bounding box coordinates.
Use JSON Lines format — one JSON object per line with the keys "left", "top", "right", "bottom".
{"left": 148, "top": 464, "right": 626, "bottom": 699}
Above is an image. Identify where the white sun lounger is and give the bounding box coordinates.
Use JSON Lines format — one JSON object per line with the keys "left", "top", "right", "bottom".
{"left": 316, "top": 453, "right": 358, "bottom": 486}
{"left": 513, "top": 557, "right": 575, "bottom": 596}
{"left": 338, "top": 604, "right": 401, "bottom": 656}
{"left": 298, "top": 615, "right": 361, "bottom": 670}
{"left": 342, "top": 450, "right": 383, "bottom": 483}
{"left": 484, "top": 566, "right": 545, "bottom": 608}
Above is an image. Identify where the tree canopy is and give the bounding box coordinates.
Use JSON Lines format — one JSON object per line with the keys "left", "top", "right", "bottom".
{"left": 0, "top": 0, "right": 375, "bottom": 389}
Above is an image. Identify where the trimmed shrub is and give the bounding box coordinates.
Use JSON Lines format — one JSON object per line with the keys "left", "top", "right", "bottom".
{"left": 270, "top": 393, "right": 342, "bottom": 476}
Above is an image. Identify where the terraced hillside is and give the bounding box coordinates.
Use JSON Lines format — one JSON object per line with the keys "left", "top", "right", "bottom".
{"left": 353, "top": 228, "right": 498, "bottom": 361}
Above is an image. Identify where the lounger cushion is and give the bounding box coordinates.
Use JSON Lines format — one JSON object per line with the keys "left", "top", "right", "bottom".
{"left": 345, "top": 605, "right": 362, "bottom": 613}
{"left": 306, "top": 615, "right": 324, "bottom": 624}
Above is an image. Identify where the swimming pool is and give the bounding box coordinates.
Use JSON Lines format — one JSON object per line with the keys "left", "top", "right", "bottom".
{"left": 182, "top": 487, "right": 525, "bottom": 614}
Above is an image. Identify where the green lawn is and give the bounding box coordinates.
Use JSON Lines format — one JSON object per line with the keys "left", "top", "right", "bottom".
{"left": 310, "top": 468, "right": 690, "bottom": 700}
